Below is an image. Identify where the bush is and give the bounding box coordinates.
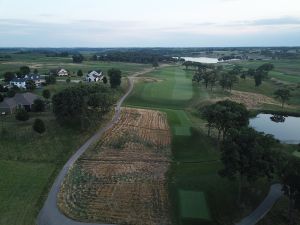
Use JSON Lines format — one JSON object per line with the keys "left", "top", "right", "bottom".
{"left": 32, "top": 99, "right": 45, "bottom": 112}
{"left": 32, "top": 119, "right": 46, "bottom": 134}
{"left": 7, "top": 89, "right": 16, "bottom": 97}
{"left": 42, "top": 89, "right": 51, "bottom": 99}
{"left": 15, "top": 108, "right": 29, "bottom": 121}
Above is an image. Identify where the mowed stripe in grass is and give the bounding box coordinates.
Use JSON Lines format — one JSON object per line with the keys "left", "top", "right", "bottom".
{"left": 0, "top": 160, "right": 55, "bottom": 225}
{"left": 126, "top": 66, "right": 194, "bottom": 109}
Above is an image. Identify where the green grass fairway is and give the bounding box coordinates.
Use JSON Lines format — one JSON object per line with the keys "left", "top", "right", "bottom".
{"left": 0, "top": 160, "right": 55, "bottom": 225}
{"left": 162, "top": 109, "right": 192, "bottom": 136}
{"left": 126, "top": 66, "right": 194, "bottom": 109}
{"left": 179, "top": 190, "right": 211, "bottom": 221}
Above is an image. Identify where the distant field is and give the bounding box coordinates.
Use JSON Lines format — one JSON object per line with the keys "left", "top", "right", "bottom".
{"left": 0, "top": 53, "right": 151, "bottom": 78}
{"left": 0, "top": 160, "right": 55, "bottom": 225}
{"left": 235, "top": 59, "right": 300, "bottom": 83}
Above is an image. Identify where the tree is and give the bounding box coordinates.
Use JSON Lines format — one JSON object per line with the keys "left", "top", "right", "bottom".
{"left": 32, "top": 99, "right": 45, "bottom": 112}
{"left": 33, "top": 69, "right": 39, "bottom": 74}
{"left": 77, "top": 69, "right": 83, "bottom": 77}
{"left": 33, "top": 119, "right": 46, "bottom": 134}
{"left": 274, "top": 89, "right": 291, "bottom": 108}
{"left": 19, "top": 66, "right": 30, "bottom": 75}
{"left": 102, "top": 76, "right": 108, "bottom": 84}
{"left": 202, "top": 100, "right": 249, "bottom": 140}
{"left": 208, "top": 71, "right": 218, "bottom": 91}
{"left": 254, "top": 63, "right": 274, "bottom": 87}
{"left": 66, "top": 78, "right": 71, "bottom": 83}
{"left": 280, "top": 157, "right": 300, "bottom": 225}
{"left": 25, "top": 80, "right": 36, "bottom": 91}
{"left": 152, "top": 60, "right": 159, "bottom": 69}
{"left": 192, "top": 72, "right": 202, "bottom": 85}
{"left": 0, "top": 94, "right": 3, "bottom": 102}
{"left": 3, "top": 72, "right": 15, "bottom": 82}
{"left": 7, "top": 89, "right": 16, "bottom": 97}
{"left": 15, "top": 108, "right": 29, "bottom": 121}
{"left": 108, "top": 68, "right": 122, "bottom": 88}
{"left": 45, "top": 75, "right": 56, "bottom": 85}
{"left": 42, "top": 89, "right": 51, "bottom": 100}
{"left": 220, "top": 127, "right": 277, "bottom": 204}
{"left": 72, "top": 54, "right": 84, "bottom": 63}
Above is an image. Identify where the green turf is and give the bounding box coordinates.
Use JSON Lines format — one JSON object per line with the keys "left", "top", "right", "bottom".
{"left": 126, "top": 66, "right": 194, "bottom": 109}
{"left": 0, "top": 160, "right": 55, "bottom": 225}
{"left": 179, "top": 190, "right": 211, "bottom": 221}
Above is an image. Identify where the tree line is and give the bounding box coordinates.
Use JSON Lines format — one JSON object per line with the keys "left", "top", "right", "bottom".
{"left": 52, "top": 83, "right": 117, "bottom": 129}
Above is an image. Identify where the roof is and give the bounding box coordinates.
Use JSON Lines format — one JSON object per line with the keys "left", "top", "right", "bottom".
{"left": 87, "top": 70, "right": 103, "bottom": 78}
{"left": 0, "top": 97, "right": 17, "bottom": 109}
{"left": 14, "top": 93, "right": 38, "bottom": 105}
{"left": 0, "top": 92, "right": 39, "bottom": 110}
{"left": 11, "top": 74, "right": 40, "bottom": 83}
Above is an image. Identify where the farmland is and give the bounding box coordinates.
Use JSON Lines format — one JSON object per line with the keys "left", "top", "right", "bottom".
{"left": 58, "top": 108, "right": 172, "bottom": 225}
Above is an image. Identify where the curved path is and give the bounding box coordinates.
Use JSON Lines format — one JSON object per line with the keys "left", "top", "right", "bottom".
{"left": 236, "top": 184, "right": 283, "bottom": 225}
{"left": 37, "top": 68, "right": 154, "bottom": 225}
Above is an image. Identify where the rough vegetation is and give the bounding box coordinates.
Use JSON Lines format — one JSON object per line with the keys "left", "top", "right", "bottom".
{"left": 58, "top": 108, "right": 172, "bottom": 225}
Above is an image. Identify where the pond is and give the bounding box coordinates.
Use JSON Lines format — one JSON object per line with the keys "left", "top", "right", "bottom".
{"left": 249, "top": 114, "right": 300, "bottom": 144}
{"left": 180, "top": 57, "right": 219, "bottom": 64}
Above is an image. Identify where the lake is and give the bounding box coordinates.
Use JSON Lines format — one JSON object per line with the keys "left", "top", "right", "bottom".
{"left": 250, "top": 114, "right": 300, "bottom": 144}
{"left": 180, "top": 57, "right": 219, "bottom": 64}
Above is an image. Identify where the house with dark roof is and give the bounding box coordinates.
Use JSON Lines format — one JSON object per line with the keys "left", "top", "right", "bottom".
{"left": 0, "top": 93, "right": 39, "bottom": 114}
{"left": 10, "top": 74, "right": 42, "bottom": 89}
{"left": 86, "top": 70, "right": 103, "bottom": 82}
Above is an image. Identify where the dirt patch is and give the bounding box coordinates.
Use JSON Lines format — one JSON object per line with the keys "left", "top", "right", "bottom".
{"left": 228, "top": 90, "right": 279, "bottom": 109}
{"left": 58, "top": 108, "right": 172, "bottom": 225}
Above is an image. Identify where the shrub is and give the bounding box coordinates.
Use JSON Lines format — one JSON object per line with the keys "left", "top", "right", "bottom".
{"left": 42, "top": 89, "right": 51, "bottom": 99}
{"left": 32, "top": 99, "right": 45, "bottom": 112}
{"left": 7, "top": 89, "right": 16, "bottom": 97}
{"left": 15, "top": 108, "right": 29, "bottom": 121}
{"left": 32, "top": 118, "right": 46, "bottom": 134}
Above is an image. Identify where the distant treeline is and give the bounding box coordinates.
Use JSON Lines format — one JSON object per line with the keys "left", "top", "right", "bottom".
{"left": 93, "top": 50, "right": 177, "bottom": 64}
{"left": 218, "top": 55, "right": 243, "bottom": 61}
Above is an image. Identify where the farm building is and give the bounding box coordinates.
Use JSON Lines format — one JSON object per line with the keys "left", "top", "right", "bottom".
{"left": 86, "top": 70, "right": 103, "bottom": 82}
{"left": 10, "top": 74, "right": 42, "bottom": 89}
{"left": 0, "top": 93, "right": 39, "bottom": 114}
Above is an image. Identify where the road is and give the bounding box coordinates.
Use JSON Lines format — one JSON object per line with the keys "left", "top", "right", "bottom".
{"left": 236, "top": 184, "right": 283, "bottom": 225}
{"left": 36, "top": 68, "right": 153, "bottom": 225}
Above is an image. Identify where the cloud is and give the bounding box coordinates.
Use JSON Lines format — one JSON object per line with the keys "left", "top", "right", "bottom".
{"left": 0, "top": 18, "right": 300, "bottom": 47}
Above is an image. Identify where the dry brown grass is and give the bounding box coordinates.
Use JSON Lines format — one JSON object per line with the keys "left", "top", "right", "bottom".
{"left": 58, "top": 108, "right": 172, "bottom": 225}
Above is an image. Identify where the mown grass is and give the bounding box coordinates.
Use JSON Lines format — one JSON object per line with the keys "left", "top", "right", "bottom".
{"left": 0, "top": 160, "right": 55, "bottom": 225}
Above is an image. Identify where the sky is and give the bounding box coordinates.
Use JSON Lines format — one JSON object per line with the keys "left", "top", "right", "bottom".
{"left": 0, "top": 0, "right": 300, "bottom": 47}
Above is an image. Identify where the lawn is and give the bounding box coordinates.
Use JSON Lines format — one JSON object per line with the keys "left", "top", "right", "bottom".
{"left": 0, "top": 160, "right": 55, "bottom": 225}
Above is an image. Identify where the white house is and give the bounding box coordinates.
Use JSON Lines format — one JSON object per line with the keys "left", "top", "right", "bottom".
{"left": 57, "top": 69, "right": 69, "bottom": 76}
{"left": 86, "top": 70, "right": 103, "bottom": 82}
{"left": 10, "top": 74, "right": 42, "bottom": 89}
